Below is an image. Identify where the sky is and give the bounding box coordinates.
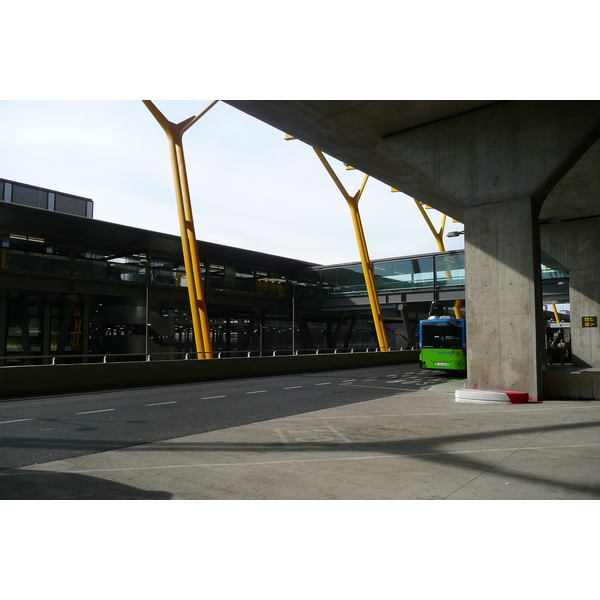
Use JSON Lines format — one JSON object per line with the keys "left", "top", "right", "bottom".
{"left": 0, "top": 99, "right": 465, "bottom": 265}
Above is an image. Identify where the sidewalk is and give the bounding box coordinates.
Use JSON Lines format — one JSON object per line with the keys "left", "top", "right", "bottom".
{"left": 1, "top": 381, "right": 599, "bottom": 499}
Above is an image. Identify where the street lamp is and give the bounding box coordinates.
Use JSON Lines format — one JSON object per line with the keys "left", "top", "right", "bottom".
{"left": 289, "top": 280, "right": 311, "bottom": 355}
{"left": 446, "top": 230, "right": 465, "bottom": 238}
{"left": 291, "top": 281, "right": 302, "bottom": 355}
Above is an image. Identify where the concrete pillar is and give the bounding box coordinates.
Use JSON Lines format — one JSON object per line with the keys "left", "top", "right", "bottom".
{"left": 465, "top": 198, "right": 545, "bottom": 398}
{"left": 384, "top": 101, "right": 600, "bottom": 400}
{"left": 541, "top": 217, "right": 600, "bottom": 367}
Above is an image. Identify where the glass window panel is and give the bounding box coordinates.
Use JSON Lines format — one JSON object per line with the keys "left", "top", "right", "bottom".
{"left": 541, "top": 264, "right": 569, "bottom": 279}
{"left": 421, "top": 320, "right": 464, "bottom": 349}
{"left": 12, "top": 184, "right": 47, "bottom": 209}
{"left": 374, "top": 257, "right": 434, "bottom": 290}
{"left": 237, "top": 268, "right": 256, "bottom": 294}
{"left": 321, "top": 265, "right": 365, "bottom": 294}
{"left": 55, "top": 194, "right": 88, "bottom": 217}
{"left": 435, "top": 253, "right": 465, "bottom": 286}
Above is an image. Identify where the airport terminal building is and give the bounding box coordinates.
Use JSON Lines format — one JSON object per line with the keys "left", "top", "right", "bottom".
{"left": 1, "top": 177, "right": 436, "bottom": 364}
{"left": 0, "top": 176, "right": 572, "bottom": 369}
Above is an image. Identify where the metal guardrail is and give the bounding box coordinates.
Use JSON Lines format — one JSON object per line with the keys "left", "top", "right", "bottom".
{"left": 0, "top": 346, "right": 417, "bottom": 367}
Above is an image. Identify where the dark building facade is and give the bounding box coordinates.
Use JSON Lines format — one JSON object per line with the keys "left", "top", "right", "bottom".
{"left": 1, "top": 178, "right": 569, "bottom": 365}
{"left": 1, "top": 178, "right": 390, "bottom": 365}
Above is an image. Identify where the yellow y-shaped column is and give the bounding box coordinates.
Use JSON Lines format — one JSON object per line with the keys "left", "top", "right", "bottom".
{"left": 143, "top": 100, "right": 217, "bottom": 358}
{"left": 411, "top": 197, "right": 463, "bottom": 319}
{"left": 413, "top": 199, "right": 447, "bottom": 252}
{"left": 313, "top": 149, "right": 389, "bottom": 351}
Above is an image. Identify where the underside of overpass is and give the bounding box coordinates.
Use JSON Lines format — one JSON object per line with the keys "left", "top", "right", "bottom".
{"left": 226, "top": 101, "right": 600, "bottom": 400}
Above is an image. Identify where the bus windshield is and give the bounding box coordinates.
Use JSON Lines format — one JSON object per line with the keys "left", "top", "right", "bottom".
{"left": 420, "top": 320, "right": 464, "bottom": 349}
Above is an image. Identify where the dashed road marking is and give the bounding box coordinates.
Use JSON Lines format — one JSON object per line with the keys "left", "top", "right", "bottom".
{"left": 201, "top": 395, "right": 226, "bottom": 400}
{"left": 284, "top": 386, "right": 302, "bottom": 390}
{"left": 76, "top": 408, "right": 116, "bottom": 415}
{"left": 340, "top": 382, "right": 413, "bottom": 391}
{"left": 315, "top": 382, "right": 331, "bottom": 386}
{"left": 0, "top": 418, "right": 34, "bottom": 425}
{"left": 246, "top": 390, "right": 268, "bottom": 395}
{"left": 146, "top": 401, "right": 177, "bottom": 407}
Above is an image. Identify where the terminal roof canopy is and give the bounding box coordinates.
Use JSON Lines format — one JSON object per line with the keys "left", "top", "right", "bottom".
{"left": 0, "top": 201, "right": 317, "bottom": 272}
{"left": 225, "top": 100, "right": 600, "bottom": 225}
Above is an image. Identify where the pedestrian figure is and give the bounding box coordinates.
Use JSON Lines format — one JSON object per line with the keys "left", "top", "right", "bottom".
{"left": 556, "top": 339, "right": 567, "bottom": 365}
{"left": 548, "top": 339, "right": 556, "bottom": 365}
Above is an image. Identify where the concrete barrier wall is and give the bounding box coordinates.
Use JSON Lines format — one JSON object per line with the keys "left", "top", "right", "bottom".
{"left": 0, "top": 351, "right": 419, "bottom": 401}
{"left": 542, "top": 369, "right": 600, "bottom": 400}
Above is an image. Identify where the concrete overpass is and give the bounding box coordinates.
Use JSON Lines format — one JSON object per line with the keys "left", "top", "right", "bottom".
{"left": 225, "top": 101, "right": 600, "bottom": 400}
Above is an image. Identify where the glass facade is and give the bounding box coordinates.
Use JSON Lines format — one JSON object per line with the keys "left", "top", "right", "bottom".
{"left": 0, "top": 231, "right": 309, "bottom": 362}
{"left": 0, "top": 234, "right": 291, "bottom": 299}
{"left": 304, "top": 251, "right": 565, "bottom": 299}
{"left": 307, "top": 252, "right": 465, "bottom": 297}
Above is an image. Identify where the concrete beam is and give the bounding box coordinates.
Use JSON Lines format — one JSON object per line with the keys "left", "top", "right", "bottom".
{"left": 383, "top": 101, "right": 600, "bottom": 216}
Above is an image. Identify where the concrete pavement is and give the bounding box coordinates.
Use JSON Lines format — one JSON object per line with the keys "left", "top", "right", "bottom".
{"left": 1, "top": 380, "right": 599, "bottom": 499}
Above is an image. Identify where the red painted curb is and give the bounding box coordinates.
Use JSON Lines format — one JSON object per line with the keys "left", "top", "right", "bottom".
{"left": 501, "top": 391, "right": 530, "bottom": 404}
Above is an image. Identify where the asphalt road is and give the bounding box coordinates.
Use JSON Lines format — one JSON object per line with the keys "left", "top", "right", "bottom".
{"left": 0, "top": 363, "right": 464, "bottom": 470}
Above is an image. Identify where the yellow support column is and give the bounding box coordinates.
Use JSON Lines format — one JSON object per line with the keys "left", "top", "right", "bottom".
{"left": 313, "top": 148, "right": 389, "bottom": 351}
{"left": 413, "top": 199, "right": 447, "bottom": 252}
{"left": 143, "top": 100, "right": 217, "bottom": 358}
{"left": 411, "top": 197, "right": 464, "bottom": 320}
{"left": 454, "top": 299, "right": 464, "bottom": 319}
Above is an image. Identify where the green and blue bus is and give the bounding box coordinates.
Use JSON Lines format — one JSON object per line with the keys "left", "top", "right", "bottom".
{"left": 419, "top": 317, "right": 466, "bottom": 372}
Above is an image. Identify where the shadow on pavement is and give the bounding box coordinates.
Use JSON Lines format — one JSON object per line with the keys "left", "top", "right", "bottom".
{"left": 2, "top": 416, "right": 599, "bottom": 499}
{"left": 0, "top": 469, "right": 173, "bottom": 500}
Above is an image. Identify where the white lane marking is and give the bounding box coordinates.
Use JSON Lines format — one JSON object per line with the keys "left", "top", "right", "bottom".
{"left": 386, "top": 380, "right": 406, "bottom": 384}
{"left": 44, "top": 442, "right": 600, "bottom": 475}
{"left": 201, "top": 395, "right": 226, "bottom": 400}
{"left": 0, "top": 418, "right": 35, "bottom": 425}
{"left": 342, "top": 379, "right": 356, "bottom": 382}
{"left": 284, "top": 386, "right": 302, "bottom": 390}
{"left": 315, "top": 382, "right": 331, "bottom": 386}
{"left": 279, "top": 405, "right": 591, "bottom": 421}
{"left": 146, "top": 401, "right": 177, "bottom": 407}
{"left": 76, "top": 408, "right": 116, "bottom": 415}
{"left": 246, "top": 390, "right": 268, "bottom": 395}
{"left": 340, "top": 382, "right": 418, "bottom": 391}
